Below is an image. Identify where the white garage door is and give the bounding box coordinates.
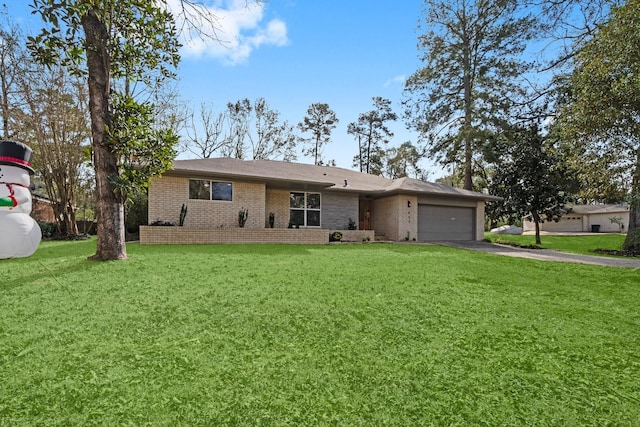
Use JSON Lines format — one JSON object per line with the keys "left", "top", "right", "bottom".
{"left": 542, "top": 215, "right": 583, "bottom": 232}
{"left": 418, "top": 204, "right": 475, "bottom": 241}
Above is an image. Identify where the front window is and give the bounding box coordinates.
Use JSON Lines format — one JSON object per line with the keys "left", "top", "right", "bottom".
{"left": 290, "top": 192, "right": 321, "bottom": 227}
{"left": 189, "top": 179, "right": 232, "bottom": 201}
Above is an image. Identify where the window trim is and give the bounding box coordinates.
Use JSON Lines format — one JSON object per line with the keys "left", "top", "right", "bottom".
{"left": 290, "top": 191, "right": 321, "bottom": 228}
{"left": 188, "top": 179, "right": 233, "bottom": 202}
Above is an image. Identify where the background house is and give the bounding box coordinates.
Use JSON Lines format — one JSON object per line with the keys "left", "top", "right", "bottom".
{"left": 143, "top": 158, "right": 499, "bottom": 244}
{"left": 522, "top": 204, "right": 629, "bottom": 233}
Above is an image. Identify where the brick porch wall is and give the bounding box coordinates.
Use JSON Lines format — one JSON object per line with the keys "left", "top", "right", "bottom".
{"left": 140, "top": 227, "right": 375, "bottom": 244}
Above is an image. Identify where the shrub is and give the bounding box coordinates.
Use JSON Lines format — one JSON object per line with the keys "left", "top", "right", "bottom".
{"left": 330, "top": 231, "right": 343, "bottom": 242}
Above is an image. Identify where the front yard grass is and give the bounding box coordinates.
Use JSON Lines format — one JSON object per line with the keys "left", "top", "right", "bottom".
{"left": 1, "top": 239, "right": 639, "bottom": 426}
{"left": 485, "top": 232, "right": 628, "bottom": 256}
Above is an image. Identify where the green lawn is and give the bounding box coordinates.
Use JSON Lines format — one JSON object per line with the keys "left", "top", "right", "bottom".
{"left": 1, "top": 239, "right": 639, "bottom": 426}
{"left": 485, "top": 232, "right": 628, "bottom": 255}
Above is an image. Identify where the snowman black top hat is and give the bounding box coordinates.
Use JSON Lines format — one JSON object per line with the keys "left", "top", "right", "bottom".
{"left": 0, "top": 140, "right": 34, "bottom": 175}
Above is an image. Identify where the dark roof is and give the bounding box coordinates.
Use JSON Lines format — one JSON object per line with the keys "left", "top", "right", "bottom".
{"left": 168, "top": 158, "right": 499, "bottom": 201}
{"left": 569, "top": 204, "right": 629, "bottom": 214}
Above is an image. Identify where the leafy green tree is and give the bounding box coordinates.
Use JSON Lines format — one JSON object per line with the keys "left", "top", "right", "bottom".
{"left": 348, "top": 97, "right": 397, "bottom": 174}
{"left": 297, "top": 103, "right": 339, "bottom": 166}
{"left": 557, "top": 0, "right": 640, "bottom": 254}
{"left": 28, "top": 0, "right": 180, "bottom": 260}
{"left": 404, "top": 0, "right": 537, "bottom": 190}
{"left": 383, "top": 141, "right": 427, "bottom": 180}
{"left": 492, "top": 125, "right": 572, "bottom": 245}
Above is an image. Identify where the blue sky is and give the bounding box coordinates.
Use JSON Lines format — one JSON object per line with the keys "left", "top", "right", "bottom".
{"left": 12, "top": 0, "right": 445, "bottom": 177}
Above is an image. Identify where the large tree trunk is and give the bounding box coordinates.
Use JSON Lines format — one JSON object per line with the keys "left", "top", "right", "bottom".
{"left": 622, "top": 148, "right": 640, "bottom": 254}
{"left": 82, "top": 9, "right": 127, "bottom": 260}
{"left": 462, "top": 38, "right": 473, "bottom": 191}
{"left": 532, "top": 210, "right": 542, "bottom": 245}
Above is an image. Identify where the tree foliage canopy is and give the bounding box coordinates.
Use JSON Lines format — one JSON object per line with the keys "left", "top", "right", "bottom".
{"left": 404, "top": 0, "right": 537, "bottom": 189}
{"left": 28, "top": 0, "right": 182, "bottom": 260}
{"left": 557, "top": 0, "right": 640, "bottom": 253}
{"left": 297, "top": 103, "right": 338, "bottom": 165}
{"left": 491, "top": 125, "right": 572, "bottom": 244}
{"left": 348, "top": 97, "right": 397, "bottom": 175}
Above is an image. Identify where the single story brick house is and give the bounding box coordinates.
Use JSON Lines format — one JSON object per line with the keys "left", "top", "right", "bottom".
{"left": 141, "top": 158, "right": 499, "bottom": 244}
{"left": 522, "top": 204, "right": 629, "bottom": 233}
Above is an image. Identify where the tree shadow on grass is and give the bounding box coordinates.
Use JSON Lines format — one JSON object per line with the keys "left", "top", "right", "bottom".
{"left": 0, "top": 240, "right": 102, "bottom": 292}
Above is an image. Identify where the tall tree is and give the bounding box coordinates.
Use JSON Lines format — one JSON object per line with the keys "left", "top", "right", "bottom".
{"left": 348, "top": 96, "right": 397, "bottom": 174}
{"left": 29, "top": 0, "right": 181, "bottom": 260}
{"left": 184, "top": 102, "right": 228, "bottom": 158}
{"left": 556, "top": 0, "right": 640, "bottom": 254}
{"left": 20, "top": 65, "right": 90, "bottom": 236}
{"left": 182, "top": 98, "right": 297, "bottom": 161}
{"left": 250, "top": 98, "right": 296, "bottom": 161}
{"left": 223, "top": 98, "right": 252, "bottom": 159}
{"left": 0, "top": 10, "right": 31, "bottom": 139}
{"left": 404, "top": 0, "right": 537, "bottom": 190}
{"left": 492, "top": 125, "right": 572, "bottom": 245}
{"left": 297, "top": 103, "right": 338, "bottom": 165}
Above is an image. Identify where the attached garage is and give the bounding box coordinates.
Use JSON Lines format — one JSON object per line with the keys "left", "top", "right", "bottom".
{"left": 418, "top": 204, "right": 475, "bottom": 241}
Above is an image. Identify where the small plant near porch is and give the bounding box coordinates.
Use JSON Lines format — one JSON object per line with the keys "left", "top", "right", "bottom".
{"left": 238, "top": 208, "right": 249, "bottom": 228}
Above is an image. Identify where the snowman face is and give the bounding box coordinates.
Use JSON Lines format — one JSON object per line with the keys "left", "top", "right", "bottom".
{"left": 0, "top": 165, "right": 30, "bottom": 187}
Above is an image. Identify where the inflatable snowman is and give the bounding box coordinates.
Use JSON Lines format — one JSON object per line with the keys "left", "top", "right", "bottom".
{"left": 0, "top": 140, "right": 42, "bottom": 258}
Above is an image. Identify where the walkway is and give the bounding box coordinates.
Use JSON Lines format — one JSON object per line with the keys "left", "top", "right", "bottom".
{"left": 438, "top": 240, "right": 640, "bottom": 269}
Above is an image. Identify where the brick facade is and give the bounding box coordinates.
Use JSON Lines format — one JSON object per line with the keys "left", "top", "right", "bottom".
{"left": 148, "top": 176, "right": 265, "bottom": 228}
{"left": 140, "top": 226, "right": 374, "bottom": 245}
{"left": 372, "top": 195, "right": 418, "bottom": 241}
{"left": 144, "top": 176, "right": 372, "bottom": 244}
{"left": 265, "top": 189, "right": 290, "bottom": 228}
{"left": 145, "top": 166, "right": 489, "bottom": 244}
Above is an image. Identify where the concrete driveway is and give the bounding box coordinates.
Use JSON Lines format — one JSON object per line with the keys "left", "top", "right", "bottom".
{"left": 438, "top": 240, "right": 640, "bottom": 269}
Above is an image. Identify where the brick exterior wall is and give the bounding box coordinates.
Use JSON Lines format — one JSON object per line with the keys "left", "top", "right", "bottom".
{"left": 148, "top": 176, "right": 265, "bottom": 228}
{"left": 140, "top": 226, "right": 375, "bottom": 244}
{"left": 265, "top": 189, "right": 290, "bottom": 228}
{"left": 147, "top": 173, "right": 487, "bottom": 243}
{"left": 372, "top": 195, "right": 417, "bottom": 241}
{"left": 30, "top": 197, "right": 56, "bottom": 222}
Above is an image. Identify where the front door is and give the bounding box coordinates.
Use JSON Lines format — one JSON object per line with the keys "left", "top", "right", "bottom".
{"left": 359, "top": 199, "right": 372, "bottom": 230}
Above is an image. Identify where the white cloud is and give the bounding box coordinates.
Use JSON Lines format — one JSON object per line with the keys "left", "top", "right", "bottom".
{"left": 384, "top": 74, "right": 406, "bottom": 87}
{"left": 167, "top": 0, "right": 289, "bottom": 65}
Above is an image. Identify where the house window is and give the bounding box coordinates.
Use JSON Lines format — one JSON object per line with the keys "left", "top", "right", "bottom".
{"left": 189, "top": 179, "right": 232, "bottom": 201}
{"left": 290, "top": 192, "right": 321, "bottom": 227}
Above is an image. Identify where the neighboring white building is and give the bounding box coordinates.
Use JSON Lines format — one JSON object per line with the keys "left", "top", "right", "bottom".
{"left": 522, "top": 204, "right": 629, "bottom": 233}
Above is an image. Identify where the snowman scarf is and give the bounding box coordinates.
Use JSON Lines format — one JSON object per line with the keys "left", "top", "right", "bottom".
{"left": 0, "top": 182, "right": 27, "bottom": 208}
